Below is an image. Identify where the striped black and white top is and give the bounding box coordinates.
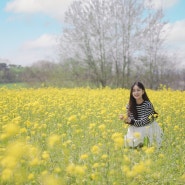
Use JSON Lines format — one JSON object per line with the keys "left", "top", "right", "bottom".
{"left": 129, "top": 100, "right": 155, "bottom": 127}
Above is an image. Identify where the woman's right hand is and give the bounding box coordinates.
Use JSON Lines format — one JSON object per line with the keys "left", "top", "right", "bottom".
{"left": 119, "top": 114, "right": 124, "bottom": 120}
{"left": 119, "top": 114, "right": 131, "bottom": 124}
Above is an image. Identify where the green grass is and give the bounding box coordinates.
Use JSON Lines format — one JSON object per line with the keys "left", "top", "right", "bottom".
{"left": 0, "top": 83, "right": 28, "bottom": 89}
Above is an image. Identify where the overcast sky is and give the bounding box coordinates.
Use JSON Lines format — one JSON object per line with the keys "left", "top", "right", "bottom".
{"left": 0, "top": 0, "right": 185, "bottom": 67}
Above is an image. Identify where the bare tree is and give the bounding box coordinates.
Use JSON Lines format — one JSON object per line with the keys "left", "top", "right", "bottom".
{"left": 60, "top": 0, "right": 115, "bottom": 87}
{"left": 59, "top": 0, "right": 168, "bottom": 88}
{"left": 110, "top": 0, "right": 146, "bottom": 87}
{"left": 141, "top": 1, "right": 167, "bottom": 89}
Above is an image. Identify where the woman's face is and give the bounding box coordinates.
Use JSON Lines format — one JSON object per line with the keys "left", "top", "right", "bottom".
{"left": 132, "top": 85, "right": 144, "bottom": 101}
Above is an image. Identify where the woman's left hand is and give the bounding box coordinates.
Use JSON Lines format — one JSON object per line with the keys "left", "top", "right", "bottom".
{"left": 124, "top": 117, "right": 131, "bottom": 124}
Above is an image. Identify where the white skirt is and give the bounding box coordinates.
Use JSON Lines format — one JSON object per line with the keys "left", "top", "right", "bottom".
{"left": 124, "top": 121, "right": 163, "bottom": 148}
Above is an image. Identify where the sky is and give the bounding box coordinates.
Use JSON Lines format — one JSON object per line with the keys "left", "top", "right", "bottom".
{"left": 0, "top": 0, "right": 185, "bottom": 67}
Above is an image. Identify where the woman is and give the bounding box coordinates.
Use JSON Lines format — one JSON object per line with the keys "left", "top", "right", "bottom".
{"left": 120, "top": 82, "right": 163, "bottom": 148}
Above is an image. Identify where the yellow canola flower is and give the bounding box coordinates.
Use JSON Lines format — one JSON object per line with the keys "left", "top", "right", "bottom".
{"left": 2, "top": 116, "right": 9, "bottom": 122}
{"left": 101, "top": 154, "right": 108, "bottom": 160}
{"left": 75, "top": 129, "right": 83, "bottom": 134}
{"left": 133, "top": 132, "right": 141, "bottom": 139}
{"left": 174, "top": 125, "right": 179, "bottom": 130}
{"left": 1, "top": 156, "right": 17, "bottom": 169}
{"left": 92, "top": 163, "right": 99, "bottom": 168}
{"left": 42, "top": 151, "right": 50, "bottom": 160}
{"left": 123, "top": 155, "right": 130, "bottom": 164}
{"left": 98, "top": 124, "right": 106, "bottom": 130}
{"left": 80, "top": 154, "right": 88, "bottom": 160}
{"left": 143, "top": 146, "right": 155, "bottom": 155}
{"left": 158, "top": 153, "right": 165, "bottom": 158}
{"left": 132, "top": 162, "right": 147, "bottom": 174}
{"left": 1, "top": 141, "right": 31, "bottom": 171}
{"left": 113, "top": 137, "right": 124, "bottom": 148}
{"left": 41, "top": 174, "right": 63, "bottom": 185}
{"left": 20, "top": 127, "right": 27, "bottom": 133}
{"left": 41, "top": 170, "right": 49, "bottom": 176}
{"left": 148, "top": 115, "right": 153, "bottom": 120}
{"left": 54, "top": 167, "right": 61, "bottom": 173}
{"left": 27, "top": 145, "right": 40, "bottom": 158}
{"left": 1, "top": 168, "right": 13, "bottom": 181}
{"left": 12, "top": 116, "right": 22, "bottom": 124}
{"left": 6, "top": 141, "right": 27, "bottom": 159}
{"left": 0, "top": 134, "right": 7, "bottom": 140}
{"left": 122, "top": 160, "right": 151, "bottom": 178}
{"left": 42, "top": 133, "right": 47, "bottom": 137}
{"left": 111, "top": 132, "right": 123, "bottom": 140}
{"left": 68, "top": 115, "right": 77, "bottom": 123}
{"left": 122, "top": 165, "right": 129, "bottom": 173}
{"left": 41, "top": 123, "right": 47, "bottom": 129}
{"left": 2, "top": 123, "right": 20, "bottom": 138}
{"left": 89, "top": 123, "right": 96, "bottom": 129}
{"left": 111, "top": 132, "right": 124, "bottom": 148}
{"left": 28, "top": 173, "right": 35, "bottom": 180}
{"left": 91, "top": 145, "right": 100, "bottom": 154}
{"left": 33, "top": 123, "right": 39, "bottom": 129}
{"left": 29, "top": 157, "right": 41, "bottom": 166}
{"left": 66, "top": 163, "right": 86, "bottom": 176}
{"left": 180, "top": 173, "right": 185, "bottom": 182}
{"left": 47, "top": 134, "right": 61, "bottom": 148}
{"left": 91, "top": 172, "right": 99, "bottom": 180}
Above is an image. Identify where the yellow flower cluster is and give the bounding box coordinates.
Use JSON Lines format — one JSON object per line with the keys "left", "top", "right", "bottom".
{"left": 122, "top": 159, "right": 152, "bottom": 177}
{"left": 111, "top": 132, "right": 124, "bottom": 148}
{"left": 66, "top": 163, "right": 86, "bottom": 176}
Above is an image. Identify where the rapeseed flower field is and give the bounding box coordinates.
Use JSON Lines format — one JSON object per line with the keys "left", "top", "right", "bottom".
{"left": 0, "top": 87, "right": 184, "bottom": 185}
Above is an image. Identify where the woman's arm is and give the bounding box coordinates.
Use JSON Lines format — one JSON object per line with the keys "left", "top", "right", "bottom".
{"left": 127, "top": 102, "right": 154, "bottom": 127}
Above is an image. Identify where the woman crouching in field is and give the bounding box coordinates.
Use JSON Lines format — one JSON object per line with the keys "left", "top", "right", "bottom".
{"left": 120, "top": 82, "right": 163, "bottom": 148}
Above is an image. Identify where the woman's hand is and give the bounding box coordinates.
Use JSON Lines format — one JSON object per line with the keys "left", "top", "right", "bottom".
{"left": 119, "top": 114, "right": 124, "bottom": 120}
{"left": 124, "top": 117, "right": 131, "bottom": 124}
{"left": 119, "top": 114, "right": 131, "bottom": 124}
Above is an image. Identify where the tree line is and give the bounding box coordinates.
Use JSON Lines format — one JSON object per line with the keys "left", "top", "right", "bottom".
{"left": 0, "top": 62, "right": 23, "bottom": 84}
{"left": 0, "top": 60, "right": 184, "bottom": 90}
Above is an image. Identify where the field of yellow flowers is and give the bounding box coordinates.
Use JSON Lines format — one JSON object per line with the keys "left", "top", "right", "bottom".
{"left": 0, "top": 87, "right": 184, "bottom": 185}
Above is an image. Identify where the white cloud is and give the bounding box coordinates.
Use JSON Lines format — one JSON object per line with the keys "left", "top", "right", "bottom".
{"left": 22, "top": 34, "right": 58, "bottom": 49}
{"left": 166, "top": 20, "right": 185, "bottom": 45}
{"left": 145, "top": 0, "right": 179, "bottom": 9}
{"left": 164, "top": 20, "right": 185, "bottom": 66}
{"left": 8, "top": 46, "right": 59, "bottom": 66}
{"left": 5, "top": 0, "right": 74, "bottom": 20}
{"left": 3, "top": 0, "right": 72, "bottom": 66}
{"left": 6, "top": 34, "right": 60, "bottom": 66}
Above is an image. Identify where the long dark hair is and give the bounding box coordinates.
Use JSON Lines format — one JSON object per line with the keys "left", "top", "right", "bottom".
{"left": 128, "top": 82, "right": 157, "bottom": 119}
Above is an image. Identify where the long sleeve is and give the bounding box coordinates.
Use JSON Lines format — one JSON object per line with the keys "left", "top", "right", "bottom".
{"left": 130, "top": 101, "right": 154, "bottom": 127}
